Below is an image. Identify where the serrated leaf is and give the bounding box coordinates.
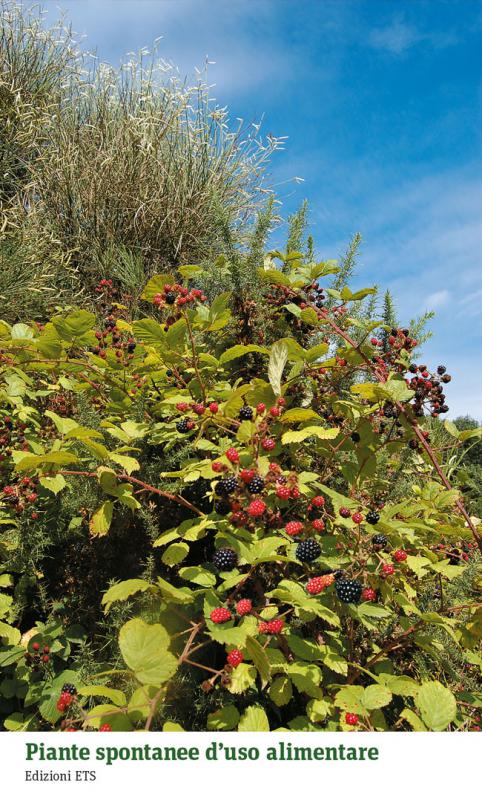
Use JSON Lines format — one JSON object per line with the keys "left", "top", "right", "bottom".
{"left": 268, "top": 341, "right": 288, "bottom": 396}
{"left": 89, "top": 501, "right": 114, "bottom": 537}
{"left": 282, "top": 426, "right": 339, "bottom": 445}
{"left": 101, "top": 579, "right": 152, "bottom": 613}
{"left": 119, "top": 618, "right": 177, "bottom": 685}
{"left": 415, "top": 681, "right": 457, "bottom": 731}
{"left": 77, "top": 685, "right": 126, "bottom": 706}
{"left": 238, "top": 705, "right": 270, "bottom": 732}
{"left": 162, "top": 542, "right": 189, "bottom": 566}
{"left": 269, "top": 676, "right": 292, "bottom": 707}
{"left": 246, "top": 636, "right": 270, "bottom": 687}
{"left": 207, "top": 704, "right": 240, "bottom": 731}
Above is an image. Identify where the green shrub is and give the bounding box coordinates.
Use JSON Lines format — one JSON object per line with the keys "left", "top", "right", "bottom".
{"left": 0, "top": 252, "right": 481, "bottom": 732}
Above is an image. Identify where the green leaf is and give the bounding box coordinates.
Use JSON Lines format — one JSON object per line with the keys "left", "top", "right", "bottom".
{"left": 39, "top": 475, "right": 67, "bottom": 495}
{"left": 0, "top": 621, "right": 21, "bottom": 645}
{"left": 89, "top": 501, "right": 114, "bottom": 537}
{"left": 399, "top": 708, "right": 427, "bottom": 731}
{"left": 238, "top": 705, "right": 270, "bottom": 732}
{"left": 84, "top": 704, "right": 133, "bottom": 731}
{"left": 268, "top": 341, "right": 288, "bottom": 396}
{"left": 281, "top": 426, "right": 339, "bottom": 444}
{"left": 132, "top": 319, "right": 166, "bottom": 346}
{"left": 288, "top": 663, "right": 323, "bottom": 698}
{"left": 118, "top": 618, "right": 178, "bottom": 685}
{"left": 334, "top": 686, "right": 365, "bottom": 715}
{"left": 307, "top": 697, "right": 330, "bottom": 722}
{"left": 363, "top": 684, "right": 393, "bottom": 710}
{"left": 102, "top": 579, "right": 152, "bottom": 613}
{"left": 207, "top": 704, "right": 240, "bottom": 731}
{"left": 269, "top": 676, "right": 292, "bottom": 707}
{"left": 162, "top": 542, "right": 189, "bottom": 566}
{"left": 415, "top": 681, "right": 457, "bottom": 731}
{"left": 51, "top": 309, "right": 95, "bottom": 341}
{"left": 227, "top": 663, "right": 257, "bottom": 694}
{"left": 110, "top": 453, "right": 140, "bottom": 474}
{"left": 246, "top": 636, "right": 271, "bottom": 687}
{"left": 219, "top": 344, "right": 269, "bottom": 364}
{"left": 280, "top": 408, "right": 322, "bottom": 424}
{"left": 178, "top": 264, "right": 204, "bottom": 279}
{"left": 178, "top": 566, "right": 216, "bottom": 587}
{"left": 77, "top": 685, "right": 126, "bottom": 706}
{"left": 128, "top": 685, "right": 166, "bottom": 722}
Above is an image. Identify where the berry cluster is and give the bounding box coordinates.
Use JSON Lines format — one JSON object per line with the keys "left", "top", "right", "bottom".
{"left": 25, "top": 640, "right": 51, "bottom": 669}
{"left": 2, "top": 476, "right": 40, "bottom": 519}
{"left": 153, "top": 284, "right": 207, "bottom": 315}
{"left": 407, "top": 363, "right": 451, "bottom": 417}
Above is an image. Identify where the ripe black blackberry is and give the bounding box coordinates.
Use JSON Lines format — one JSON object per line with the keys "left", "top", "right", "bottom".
{"left": 437, "top": 365, "right": 446, "bottom": 375}
{"left": 61, "top": 683, "right": 76, "bottom": 695}
{"left": 176, "top": 418, "right": 191, "bottom": 433}
{"left": 216, "top": 476, "right": 238, "bottom": 495}
{"left": 247, "top": 476, "right": 264, "bottom": 494}
{"left": 127, "top": 342, "right": 136, "bottom": 353}
{"left": 165, "top": 292, "right": 176, "bottom": 304}
{"left": 372, "top": 533, "right": 388, "bottom": 549}
{"left": 295, "top": 539, "right": 321, "bottom": 563}
{"left": 212, "top": 548, "right": 238, "bottom": 571}
{"left": 408, "top": 439, "right": 419, "bottom": 449}
{"left": 333, "top": 569, "right": 346, "bottom": 581}
{"left": 214, "top": 499, "right": 231, "bottom": 515}
{"left": 366, "top": 510, "right": 380, "bottom": 525}
{"left": 335, "top": 578, "right": 362, "bottom": 604}
{"left": 239, "top": 405, "right": 254, "bottom": 421}
{"left": 351, "top": 432, "right": 360, "bottom": 443}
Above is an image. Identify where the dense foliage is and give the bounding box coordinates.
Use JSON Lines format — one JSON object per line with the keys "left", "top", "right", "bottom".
{"left": 0, "top": 253, "right": 481, "bottom": 732}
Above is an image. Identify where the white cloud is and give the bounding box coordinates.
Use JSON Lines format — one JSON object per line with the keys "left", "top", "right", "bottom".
{"left": 368, "top": 16, "right": 457, "bottom": 55}
{"left": 369, "top": 19, "right": 423, "bottom": 54}
{"left": 426, "top": 290, "right": 450, "bottom": 310}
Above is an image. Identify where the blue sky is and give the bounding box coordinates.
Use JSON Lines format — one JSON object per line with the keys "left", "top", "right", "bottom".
{"left": 44, "top": 0, "right": 482, "bottom": 417}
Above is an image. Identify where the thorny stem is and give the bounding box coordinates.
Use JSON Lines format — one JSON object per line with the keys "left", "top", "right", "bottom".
{"left": 58, "top": 470, "right": 204, "bottom": 517}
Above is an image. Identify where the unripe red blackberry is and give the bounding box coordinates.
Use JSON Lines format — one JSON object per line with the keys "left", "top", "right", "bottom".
{"left": 276, "top": 485, "right": 291, "bottom": 500}
{"left": 261, "top": 437, "right": 276, "bottom": 451}
{"left": 210, "top": 607, "right": 232, "bottom": 624}
{"left": 361, "top": 587, "right": 376, "bottom": 602}
{"left": 209, "top": 402, "right": 219, "bottom": 413}
{"left": 352, "top": 511, "right": 363, "bottom": 524}
{"left": 339, "top": 507, "right": 351, "bottom": 518}
{"left": 345, "top": 712, "right": 359, "bottom": 726}
{"left": 236, "top": 599, "right": 252, "bottom": 616}
{"left": 227, "top": 649, "right": 244, "bottom": 667}
{"left": 100, "top": 723, "right": 112, "bottom": 731}
{"left": 381, "top": 563, "right": 395, "bottom": 576}
{"left": 311, "top": 495, "right": 325, "bottom": 508}
{"left": 267, "top": 619, "right": 284, "bottom": 634}
{"left": 247, "top": 499, "right": 266, "bottom": 517}
{"left": 240, "top": 468, "right": 255, "bottom": 483}
{"left": 226, "top": 447, "right": 240, "bottom": 463}
{"left": 285, "top": 520, "right": 304, "bottom": 536}
{"left": 212, "top": 461, "right": 223, "bottom": 473}
{"left": 312, "top": 518, "right": 325, "bottom": 532}
{"left": 393, "top": 549, "right": 407, "bottom": 562}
